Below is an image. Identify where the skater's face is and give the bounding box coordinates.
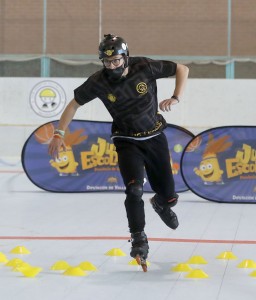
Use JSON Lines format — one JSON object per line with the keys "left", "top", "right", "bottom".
{"left": 102, "top": 55, "right": 124, "bottom": 69}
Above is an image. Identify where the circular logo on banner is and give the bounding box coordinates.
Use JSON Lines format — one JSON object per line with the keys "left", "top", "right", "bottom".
{"left": 30, "top": 81, "right": 66, "bottom": 117}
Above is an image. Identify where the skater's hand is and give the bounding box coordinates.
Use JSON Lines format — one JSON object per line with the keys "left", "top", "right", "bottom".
{"left": 48, "top": 137, "right": 66, "bottom": 159}
{"left": 159, "top": 98, "right": 179, "bottom": 112}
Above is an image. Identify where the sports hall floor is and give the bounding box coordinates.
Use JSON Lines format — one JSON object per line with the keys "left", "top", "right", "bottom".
{"left": 1, "top": 159, "right": 256, "bottom": 300}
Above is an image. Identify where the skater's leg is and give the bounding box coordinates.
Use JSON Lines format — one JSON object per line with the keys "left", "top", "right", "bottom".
{"left": 125, "top": 180, "right": 145, "bottom": 233}
{"left": 114, "top": 139, "right": 146, "bottom": 233}
{"left": 114, "top": 139, "right": 149, "bottom": 264}
{"left": 144, "top": 133, "right": 178, "bottom": 201}
{"left": 144, "top": 134, "right": 179, "bottom": 229}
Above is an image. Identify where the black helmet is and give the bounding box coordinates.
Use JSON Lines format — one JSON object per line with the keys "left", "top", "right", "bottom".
{"left": 99, "top": 34, "right": 129, "bottom": 59}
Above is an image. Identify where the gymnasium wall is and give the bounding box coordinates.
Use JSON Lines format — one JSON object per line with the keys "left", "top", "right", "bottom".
{"left": 1, "top": 1, "right": 256, "bottom": 79}
{"left": 1, "top": 0, "right": 255, "bottom": 56}
{"left": 0, "top": 77, "right": 255, "bottom": 158}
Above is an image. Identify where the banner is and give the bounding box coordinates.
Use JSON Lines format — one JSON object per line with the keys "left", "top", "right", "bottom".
{"left": 22, "top": 120, "right": 194, "bottom": 193}
{"left": 181, "top": 126, "right": 256, "bottom": 203}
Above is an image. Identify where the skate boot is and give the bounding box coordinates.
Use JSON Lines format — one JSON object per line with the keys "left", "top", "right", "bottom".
{"left": 150, "top": 194, "right": 179, "bottom": 229}
{"left": 130, "top": 231, "right": 149, "bottom": 272}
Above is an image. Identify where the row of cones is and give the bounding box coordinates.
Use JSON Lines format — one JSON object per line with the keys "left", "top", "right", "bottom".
{"left": 3, "top": 257, "right": 98, "bottom": 277}
{"left": 0, "top": 246, "right": 36, "bottom": 277}
{"left": 171, "top": 252, "right": 256, "bottom": 279}
{"left": 0, "top": 246, "right": 98, "bottom": 277}
{"left": 4, "top": 257, "right": 42, "bottom": 278}
{"left": 2, "top": 246, "right": 256, "bottom": 278}
{"left": 104, "top": 249, "right": 237, "bottom": 260}
{"left": 104, "top": 248, "right": 256, "bottom": 279}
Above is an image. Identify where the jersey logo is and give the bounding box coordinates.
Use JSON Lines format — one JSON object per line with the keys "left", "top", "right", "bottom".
{"left": 107, "top": 94, "right": 117, "bottom": 103}
{"left": 104, "top": 49, "right": 115, "bottom": 56}
{"left": 136, "top": 82, "right": 148, "bottom": 95}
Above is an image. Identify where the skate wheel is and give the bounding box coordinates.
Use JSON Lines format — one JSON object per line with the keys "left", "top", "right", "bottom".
{"left": 135, "top": 255, "right": 147, "bottom": 272}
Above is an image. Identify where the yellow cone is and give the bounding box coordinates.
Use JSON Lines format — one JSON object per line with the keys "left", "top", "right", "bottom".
{"left": 50, "top": 260, "right": 70, "bottom": 271}
{"left": 78, "top": 261, "right": 98, "bottom": 271}
{"left": 21, "top": 266, "right": 42, "bottom": 278}
{"left": 216, "top": 251, "right": 237, "bottom": 260}
{"left": 237, "top": 259, "right": 256, "bottom": 268}
{"left": 171, "top": 263, "right": 193, "bottom": 272}
{"left": 186, "top": 256, "right": 208, "bottom": 264}
{"left": 63, "top": 267, "right": 87, "bottom": 277}
{"left": 128, "top": 258, "right": 150, "bottom": 266}
{"left": 185, "top": 269, "right": 209, "bottom": 279}
{"left": 249, "top": 270, "right": 256, "bottom": 277}
{"left": 128, "top": 258, "right": 138, "bottom": 265}
{"left": 13, "top": 262, "right": 31, "bottom": 272}
{"left": 105, "top": 248, "right": 126, "bottom": 256}
{"left": 6, "top": 258, "right": 24, "bottom": 267}
{"left": 10, "top": 246, "right": 31, "bottom": 255}
{"left": 0, "top": 252, "right": 8, "bottom": 263}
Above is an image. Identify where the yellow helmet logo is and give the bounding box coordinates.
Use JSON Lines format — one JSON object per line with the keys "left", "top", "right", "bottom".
{"left": 104, "top": 49, "right": 115, "bottom": 56}
{"left": 136, "top": 82, "right": 148, "bottom": 94}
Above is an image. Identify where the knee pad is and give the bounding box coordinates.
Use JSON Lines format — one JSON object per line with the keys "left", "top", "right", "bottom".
{"left": 125, "top": 181, "right": 143, "bottom": 201}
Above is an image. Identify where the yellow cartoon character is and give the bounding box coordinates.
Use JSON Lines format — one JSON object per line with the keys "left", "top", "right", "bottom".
{"left": 34, "top": 123, "right": 87, "bottom": 176}
{"left": 194, "top": 134, "right": 232, "bottom": 185}
{"left": 49, "top": 128, "right": 88, "bottom": 176}
{"left": 50, "top": 146, "right": 79, "bottom": 176}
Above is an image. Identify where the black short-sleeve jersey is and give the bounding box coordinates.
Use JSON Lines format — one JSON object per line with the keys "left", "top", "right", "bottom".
{"left": 74, "top": 57, "right": 177, "bottom": 138}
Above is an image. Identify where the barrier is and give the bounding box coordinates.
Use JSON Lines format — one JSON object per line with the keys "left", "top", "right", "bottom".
{"left": 22, "top": 120, "right": 194, "bottom": 193}
{"left": 181, "top": 126, "right": 256, "bottom": 203}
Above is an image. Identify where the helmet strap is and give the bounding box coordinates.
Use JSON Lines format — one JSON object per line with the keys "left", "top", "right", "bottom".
{"left": 123, "top": 55, "right": 129, "bottom": 68}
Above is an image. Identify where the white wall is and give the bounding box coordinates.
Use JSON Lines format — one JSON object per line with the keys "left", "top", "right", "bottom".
{"left": 0, "top": 77, "right": 255, "bottom": 157}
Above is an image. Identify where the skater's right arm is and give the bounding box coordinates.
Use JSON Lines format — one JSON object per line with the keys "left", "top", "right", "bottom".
{"left": 48, "top": 99, "right": 81, "bottom": 158}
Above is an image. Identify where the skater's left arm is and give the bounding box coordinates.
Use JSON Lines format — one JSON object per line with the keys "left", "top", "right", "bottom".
{"left": 159, "top": 64, "right": 189, "bottom": 112}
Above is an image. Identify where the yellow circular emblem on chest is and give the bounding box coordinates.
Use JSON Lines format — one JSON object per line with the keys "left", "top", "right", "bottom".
{"left": 136, "top": 82, "right": 147, "bottom": 94}
{"left": 107, "top": 94, "right": 116, "bottom": 102}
